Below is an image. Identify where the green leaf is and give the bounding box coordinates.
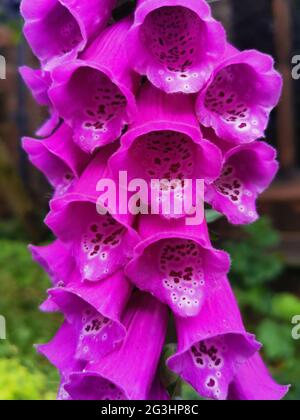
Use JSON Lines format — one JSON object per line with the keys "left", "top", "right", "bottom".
{"left": 257, "top": 320, "right": 295, "bottom": 361}
{"left": 271, "top": 293, "right": 300, "bottom": 322}
{"left": 205, "top": 209, "right": 223, "bottom": 224}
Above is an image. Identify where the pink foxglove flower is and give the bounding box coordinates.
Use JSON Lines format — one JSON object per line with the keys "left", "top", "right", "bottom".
{"left": 196, "top": 50, "right": 282, "bottom": 144}
{"left": 23, "top": 124, "right": 90, "bottom": 197}
{"left": 65, "top": 292, "right": 168, "bottom": 400}
{"left": 167, "top": 276, "right": 261, "bottom": 400}
{"left": 126, "top": 215, "right": 230, "bottom": 317}
{"left": 49, "top": 19, "right": 138, "bottom": 153}
{"left": 21, "top": 0, "right": 117, "bottom": 68}
{"left": 37, "top": 321, "right": 87, "bottom": 400}
{"left": 228, "top": 354, "right": 290, "bottom": 401}
{"left": 30, "top": 240, "right": 76, "bottom": 288}
{"left": 127, "top": 0, "right": 225, "bottom": 93}
{"left": 21, "top": 0, "right": 288, "bottom": 401}
{"left": 109, "top": 83, "right": 222, "bottom": 219}
{"left": 46, "top": 270, "right": 132, "bottom": 361}
{"left": 45, "top": 150, "right": 140, "bottom": 282}
{"left": 19, "top": 66, "right": 59, "bottom": 137}
{"left": 205, "top": 141, "right": 279, "bottom": 225}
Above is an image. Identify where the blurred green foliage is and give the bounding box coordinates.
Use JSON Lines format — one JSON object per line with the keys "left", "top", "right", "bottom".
{"left": 0, "top": 217, "right": 300, "bottom": 400}
{"left": 0, "top": 227, "right": 61, "bottom": 400}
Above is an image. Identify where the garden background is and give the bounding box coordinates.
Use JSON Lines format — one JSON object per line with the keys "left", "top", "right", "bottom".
{"left": 0, "top": 0, "right": 300, "bottom": 400}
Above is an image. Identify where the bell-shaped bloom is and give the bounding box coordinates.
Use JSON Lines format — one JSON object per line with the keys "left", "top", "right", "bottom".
{"left": 126, "top": 215, "right": 230, "bottom": 318}
{"left": 30, "top": 239, "right": 76, "bottom": 288}
{"left": 19, "top": 66, "right": 59, "bottom": 137}
{"left": 205, "top": 141, "right": 279, "bottom": 225}
{"left": 45, "top": 149, "right": 140, "bottom": 282}
{"left": 23, "top": 124, "right": 90, "bottom": 197}
{"left": 37, "top": 321, "right": 87, "bottom": 400}
{"left": 127, "top": 0, "right": 225, "bottom": 93}
{"left": 20, "top": 0, "right": 116, "bottom": 68}
{"left": 196, "top": 50, "right": 282, "bottom": 143}
{"left": 228, "top": 354, "right": 289, "bottom": 401}
{"left": 46, "top": 270, "right": 132, "bottom": 362}
{"left": 65, "top": 291, "right": 169, "bottom": 400}
{"left": 49, "top": 19, "right": 138, "bottom": 153}
{"left": 167, "top": 276, "right": 261, "bottom": 400}
{"left": 109, "top": 83, "right": 222, "bottom": 220}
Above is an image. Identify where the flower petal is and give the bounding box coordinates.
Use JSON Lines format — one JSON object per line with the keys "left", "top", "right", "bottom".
{"left": 23, "top": 124, "right": 90, "bottom": 197}
{"left": 196, "top": 50, "right": 282, "bottom": 143}
{"left": 49, "top": 19, "right": 138, "bottom": 153}
{"left": 21, "top": 0, "right": 116, "bottom": 68}
{"left": 45, "top": 150, "right": 139, "bottom": 281}
{"left": 29, "top": 240, "right": 76, "bottom": 287}
{"left": 109, "top": 83, "right": 222, "bottom": 220}
{"left": 47, "top": 270, "right": 132, "bottom": 362}
{"left": 167, "top": 276, "right": 261, "bottom": 400}
{"left": 37, "top": 321, "right": 87, "bottom": 400}
{"left": 127, "top": 0, "right": 225, "bottom": 93}
{"left": 66, "top": 292, "right": 169, "bottom": 400}
{"left": 228, "top": 353, "right": 290, "bottom": 401}
{"left": 126, "top": 215, "right": 230, "bottom": 317}
{"left": 19, "top": 65, "right": 60, "bottom": 137}
{"left": 206, "top": 141, "right": 279, "bottom": 224}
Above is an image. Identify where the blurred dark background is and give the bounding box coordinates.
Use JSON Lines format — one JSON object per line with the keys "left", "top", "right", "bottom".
{"left": 0, "top": 0, "right": 299, "bottom": 400}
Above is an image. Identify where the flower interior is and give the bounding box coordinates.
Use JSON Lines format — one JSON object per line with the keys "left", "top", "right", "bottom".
{"left": 141, "top": 6, "right": 206, "bottom": 89}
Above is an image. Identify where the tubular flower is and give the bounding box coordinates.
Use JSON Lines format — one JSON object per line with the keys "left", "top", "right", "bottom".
{"left": 127, "top": 0, "right": 225, "bottom": 93}
{"left": 228, "top": 354, "right": 290, "bottom": 401}
{"left": 46, "top": 270, "right": 132, "bottom": 361}
{"left": 23, "top": 124, "right": 90, "bottom": 197}
{"left": 205, "top": 141, "right": 279, "bottom": 225}
{"left": 19, "top": 66, "right": 59, "bottom": 137}
{"left": 167, "top": 276, "right": 261, "bottom": 400}
{"left": 29, "top": 240, "right": 76, "bottom": 288}
{"left": 21, "top": 0, "right": 288, "bottom": 401}
{"left": 196, "top": 50, "right": 282, "bottom": 144}
{"left": 109, "top": 82, "right": 222, "bottom": 219}
{"left": 49, "top": 19, "right": 138, "bottom": 153}
{"left": 45, "top": 150, "right": 140, "bottom": 282}
{"left": 65, "top": 291, "right": 169, "bottom": 400}
{"left": 37, "top": 321, "right": 87, "bottom": 400}
{"left": 126, "top": 215, "right": 230, "bottom": 318}
{"left": 21, "top": 0, "right": 117, "bottom": 68}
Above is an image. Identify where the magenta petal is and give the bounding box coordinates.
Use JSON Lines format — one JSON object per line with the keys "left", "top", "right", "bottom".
{"left": 23, "top": 124, "right": 90, "bottom": 197}
{"left": 127, "top": 0, "right": 225, "bottom": 93}
{"left": 19, "top": 66, "right": 52, "bottom": 105}
{"left": 206, "top": 141, "right": 279, "bottom": 225}
{"left": 196, "top": 50, "right": 283, "bottom": 143}
{"left": 21, "top": 0, "right": 116, "bottom": 68}
{"left": 19, "top": 65, "right": 60, "bottom": 137}
{"left": 167, "top": 276, "right": 261, "bottom": 400}
{"left": 48, "top": 270, "right": 132, "bottom": 362}
{"left": 45, "top": 151, "right": 139, "bottom": 281}
{"left": 37, "top": 321, "right": 86, "bottom": 400}
{"left": 29, "top": 240, "right": 76, "bottom": 287}
{"left": 228, "top": 354, "right": 290, "bottom": 401}
{"left": 66, "top": 292, "right": 169, "bottom": 400}
{"left": 49, "top": 19, "right": 138, "bottom": 153}
{"left": 109, "top": 84, "right": 222, "bottom": 220}
{"left": 126, "top": 215, "right": 230, "bottom": 317}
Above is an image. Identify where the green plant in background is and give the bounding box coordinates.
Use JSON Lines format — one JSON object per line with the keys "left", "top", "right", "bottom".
{"left": 0, "top": 224, "right": 61, "bottom": 400}
{"left": 0, "top": 359, "right": 55, "bottom": 400}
